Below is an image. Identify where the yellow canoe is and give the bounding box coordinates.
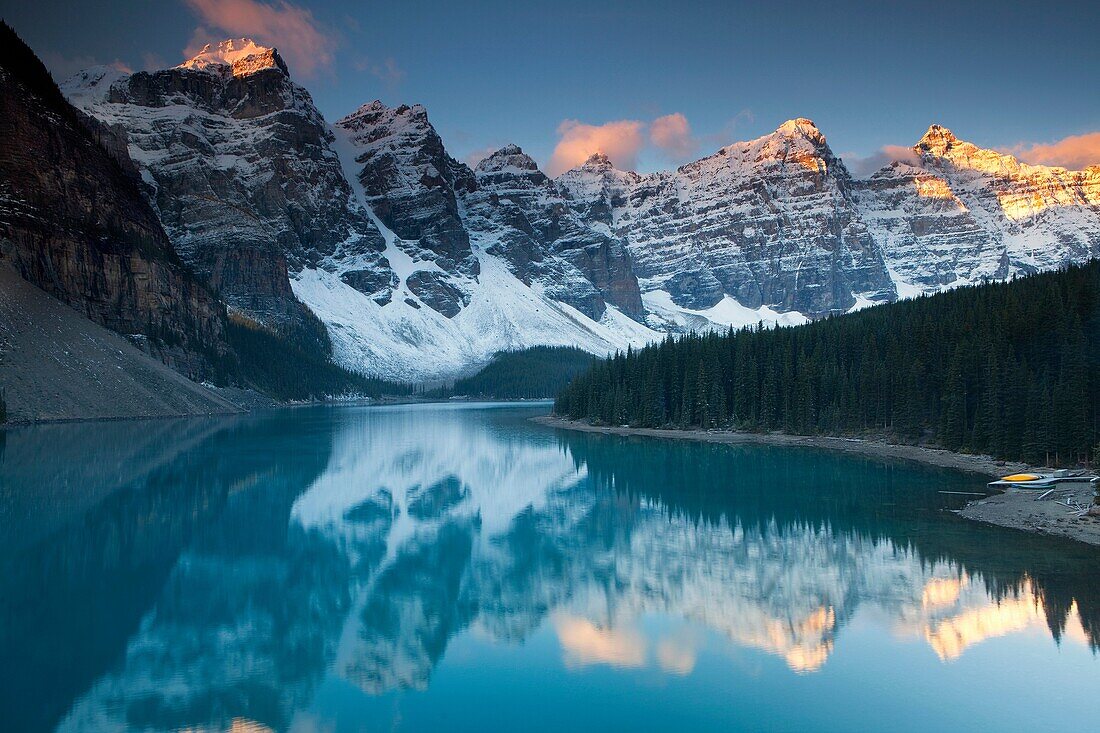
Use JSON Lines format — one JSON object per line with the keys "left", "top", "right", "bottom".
{"left": 1000, "top": 474, "right": 1041, "bottom": 482}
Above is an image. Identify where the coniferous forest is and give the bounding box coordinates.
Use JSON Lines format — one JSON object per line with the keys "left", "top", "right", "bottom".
{"left": 433, "top": 346, "right": 597, "bottom": 399}
{"left": 225, "top": 314, "right": 409, "bottom": 401}
{"left": 556, "top": 261, "right": 1100, "bottom": 465}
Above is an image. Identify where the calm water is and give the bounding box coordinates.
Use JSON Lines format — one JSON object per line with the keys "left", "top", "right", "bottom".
{"left": 1, "top": 403, "right": 1098, "bottom": 733}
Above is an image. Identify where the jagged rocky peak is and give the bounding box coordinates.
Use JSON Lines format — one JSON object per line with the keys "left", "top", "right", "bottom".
{"left": 559, "top": 116, "right": 892, "bottom": 320}
{"left": 65, "top": 38, "right": 388, "bottom": 343}
{"left": 334, "top": 99, "right": 478, "bottom": 285}
{"left": 917, "top": 123, "right": 959, "bottom": 153}
{"left": 460, "top": 138, "right": 644, "bottom": 321}
{"left": 776, "top": 117, "right": 824, "bottom": 138}
{"left": 913, "top": 124, "right": 1030, "bottom": 176}
{"left": 753, "top": 117, "right": 839, "bottom": 168}
{"left": 475, "top": 144, "right": 540, "bottom": 174}
{"left": 338, "top": 100, "right": 437, "bottom": 147}
{"left": 179, "top": 38, "right": 289, "bottom": 78}
{"left": 583, "top": 151, "right": 614, "bottom": 168}
{"left": 853, "top": 123, "right": 1100, "bottom": 295}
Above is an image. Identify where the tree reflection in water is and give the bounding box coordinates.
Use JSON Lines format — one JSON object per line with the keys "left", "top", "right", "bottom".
{"left": 1, "top": 404, "right": 1096, "bottom": 733}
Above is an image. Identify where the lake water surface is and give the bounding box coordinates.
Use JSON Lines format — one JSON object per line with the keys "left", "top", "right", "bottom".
{"left": 2, "top": 403, "right": 1098, "bottom": 732}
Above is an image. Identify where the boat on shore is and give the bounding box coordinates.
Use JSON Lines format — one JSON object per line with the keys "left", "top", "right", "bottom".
{"left": 988, "top": 470, "right": 1100, "bottom": 490}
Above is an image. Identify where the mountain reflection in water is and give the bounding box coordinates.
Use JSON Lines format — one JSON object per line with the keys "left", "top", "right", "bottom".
{"left": 1, "top": 403, "right": 1096, "bottom": 733}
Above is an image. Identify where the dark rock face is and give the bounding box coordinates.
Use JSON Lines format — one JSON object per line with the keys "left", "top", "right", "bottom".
{"left": 340, "top": 269, "right": 399, "bottom": 305}
{"left": 336, "top": 102, "right": 478, "bottom": 279}
{"left": 559, "top": 119, "right": 896, "bottom": 319}
{"left": 334, "top": 101, "right": 491, "bottom": 319}
{"left": 0, "top": 24, "right": 228, "bottom": 378}
{"left": 664, "top": 270, "right": 726, "bottom": 311}
{"left": 405, "top": 271, "right": 469, "bottom": 318}
{"left": 335, "top": 104, "right": 646, "bottom": 322}
{"left": 65, "top": 48, "right": 390, "bottom": 340}
{"left": 465, "top": 145, "right": 643, "bottom": 320}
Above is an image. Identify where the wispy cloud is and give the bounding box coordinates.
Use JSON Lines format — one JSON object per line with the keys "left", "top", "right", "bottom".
{"left": 463, "top": 144, "right": 503, "bottom": 169}
{"left": 352, "top": 55, "right": 405, "bottom": 86}
{"left": 650, "top": 113, "right": 697, "bottom": 162}
{"left": 1005, "top": 131, "right": 1100, "bottom": 170}
{"left": 699, "top": 109, "right": 755, "bottom": 151}
{"left": 844, "top": 144, "right": 921, "bottom": 178}
{"left": 41, "top": 52, "right": 131, "bottom": 81}
{"left": 183, "top": 0, "right": 334, "bottom": 78}
{"left": 141, "top": 52, "right": 169, "bottom": 72}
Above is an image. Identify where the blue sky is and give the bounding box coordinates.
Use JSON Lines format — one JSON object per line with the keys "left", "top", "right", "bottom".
{"left": 6, "top": 0, "right": 1099, "bottom": 174}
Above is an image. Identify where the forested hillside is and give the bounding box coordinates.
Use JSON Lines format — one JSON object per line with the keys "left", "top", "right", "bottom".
{"left": 556, "top": 262, "right": 1100, "bottom": 465}
{"left": 225, "top": 315, "right": 409, "bottom": 401}
{"left": 436, "top": 347, "right": 597, "bottom": 399}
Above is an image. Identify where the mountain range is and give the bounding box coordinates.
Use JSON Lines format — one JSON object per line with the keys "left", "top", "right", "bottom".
{"left": 6, "top": 32, "right": 1100, "bottom": 390}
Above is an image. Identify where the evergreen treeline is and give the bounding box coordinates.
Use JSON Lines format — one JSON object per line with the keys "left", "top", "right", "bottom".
{"left": 433, "top": 346, "right": 597, "bottom": 399}
{"left": 226, "top": 315, "right": 408, "bottom": 401}
{"left": 556, "top": 262, "right": 1100, "bottom": 466}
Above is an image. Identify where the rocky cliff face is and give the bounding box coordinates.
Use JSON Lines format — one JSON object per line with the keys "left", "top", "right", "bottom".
{"left": 0, "top": 23, "right": 228, "bottom": 378}
{"left": 465, "top": 144, "right": 642, "bottom": 319}
{"left": 558, "top": 119, "right": 896, "bottom": 325}
{"left": 64, "top": 51, "right": 655, "bottom": 381}
{"left": 336, "top": 101, "right": 478, "bottom": 281}
{"left": 853, "top": 125, "right": 1100, "bottom": 292}
{"left": 60, "top": 35, "right": 1100, "bottom": 381}
{"left": 333, "top": 104, "right": 643, "bottom": 322}
{"left": 63, "top": 40, "right": 391, "bottom": 344}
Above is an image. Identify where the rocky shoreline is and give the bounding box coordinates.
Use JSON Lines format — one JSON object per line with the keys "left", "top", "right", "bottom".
{"left": 533, "top": 416, "right": 1100, "bottom": 547}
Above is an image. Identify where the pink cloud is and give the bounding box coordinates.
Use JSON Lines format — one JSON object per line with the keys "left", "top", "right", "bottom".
{"left": 1006, "top": 132, "right": 1100, "bottom": 170}
{"left": 650, "top": 113, "right": 697, "bottom": 162}
{"left": 184, "top": 0, "right": 334, "bottom": 78}
{"left": 845, "top": 144, "right": 922, "bottom": 178}
{"left": 546, "top": 119, "right": 647, "bottom": 176}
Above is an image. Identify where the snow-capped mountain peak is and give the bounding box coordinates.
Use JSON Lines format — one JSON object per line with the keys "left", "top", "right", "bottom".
{"left": 917, "top": 123, "right": 958, "bottom": 149}
{"left": 59, "top": 64, "right": 130, "bottom": 105}
{"left": 61, "top": 37, "right": 1100, "bottom": 383}
{"left": 913, "top": 124, "right": 1052, "bottom": 178}
{"left": 583, "top": 151, "right": 614, "bottom": 167}
{"left": 854, "top": 124, "right": 1100, "bottom": 295}
{"left": 775, "top": 117, "right": 823, "bottom": 137}
{"left": 179, "top": 38, "right": 289, "bottom": 78}
{"left": 475, "top": 144, "right": 540, "bottom": 175}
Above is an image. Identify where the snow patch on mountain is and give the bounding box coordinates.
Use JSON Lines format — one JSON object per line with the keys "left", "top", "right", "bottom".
{"left": 642, "top": 290, "right": 809, "bottom": 332}
{"left": 291, "top": 255, "right": 657, "bottom": 382}
{"left": 293, "top": 115, "right": 660, "bottom": 381}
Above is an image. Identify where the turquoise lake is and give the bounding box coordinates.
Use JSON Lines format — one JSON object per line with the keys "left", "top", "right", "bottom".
{"left": 1, "top": 402, "right": 1098, "bottom": 732}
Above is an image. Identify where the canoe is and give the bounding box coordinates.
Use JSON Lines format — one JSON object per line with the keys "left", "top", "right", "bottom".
{"left": 987, "top": 473, "right": 1100, "bottom": 490}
